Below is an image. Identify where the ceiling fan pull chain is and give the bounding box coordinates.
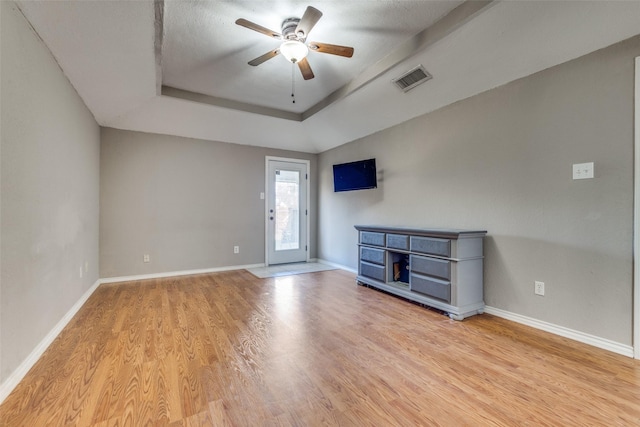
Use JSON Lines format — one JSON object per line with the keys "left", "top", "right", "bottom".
{"left": 291, "top": 62, "right": 296, "bottom": 104}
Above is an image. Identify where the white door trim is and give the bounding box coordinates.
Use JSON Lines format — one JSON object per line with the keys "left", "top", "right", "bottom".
{"left": 265, "top": 156, "right": 311, "bottom": 266}
{"left": 634, "top": 56, "right": 639, "bottom": 359}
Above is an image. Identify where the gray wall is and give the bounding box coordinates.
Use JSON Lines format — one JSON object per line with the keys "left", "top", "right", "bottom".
{"left": 318, "top": 36, "right": 639, "bottom": 346}
{"left": 1, "top": 2, "right": 100, "bottom": 384}
{"left": 100, "top": 128, "right": 317, "bottom": 278}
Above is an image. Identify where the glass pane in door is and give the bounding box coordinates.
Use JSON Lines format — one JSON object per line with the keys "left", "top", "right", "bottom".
{"left": 275, "top": 169, "right": 300, "bottom": 251}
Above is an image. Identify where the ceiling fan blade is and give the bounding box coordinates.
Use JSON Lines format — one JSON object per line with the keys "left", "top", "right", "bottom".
{"left": 297, "top": 57, "right": 314, "bottom": 80}
{"left": 235, "top": 18, "right": 282, "bottom": 39}
{"left": 308, "top": 42, "right": 354, "bottom": 58}
{"left": 248, "top": 49, "right": 280, "bottom": 66}
{"left": 295, "top": 6, "right": 322, "bottom": 40}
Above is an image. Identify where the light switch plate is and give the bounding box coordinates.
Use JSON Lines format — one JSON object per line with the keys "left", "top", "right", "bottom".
{"left": 573, "top": 162, "right": 594, "bottom": 180}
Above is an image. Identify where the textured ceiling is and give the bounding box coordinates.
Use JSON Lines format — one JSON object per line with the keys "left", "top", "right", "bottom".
{"left": 16, "top": 1, "right": 640, "bottom": 153}
{"left": 161, "top": 1, "right": 462, "bottom": 113}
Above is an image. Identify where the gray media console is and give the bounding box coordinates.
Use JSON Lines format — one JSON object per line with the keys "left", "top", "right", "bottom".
{"left": 355, "top": 225, "right": 487, "bottom": 320}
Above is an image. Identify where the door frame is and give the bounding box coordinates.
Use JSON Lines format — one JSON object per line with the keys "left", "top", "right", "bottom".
{"left": 634, "top": 56, "right": 639, "bottom": 358}
{"left": 264, "top": 156, "right": 311, "bottom": 266}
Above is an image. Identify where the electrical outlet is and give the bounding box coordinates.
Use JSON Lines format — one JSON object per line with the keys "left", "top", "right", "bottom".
{"left": 234, "top": 246, "right": 240, "bottom": 254}
{"left": 143, "top": 254, "right": 150, "bottom": 263}
{"left": 534, "top": 281, "right": 545, "bottom": 296}
{"left": 573, "top": 162, "right": 594, "bottom": 180}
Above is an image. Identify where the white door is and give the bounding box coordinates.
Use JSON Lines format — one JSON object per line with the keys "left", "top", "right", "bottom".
{"left": 266, "top": 158, "right": 308, "bottom": 265}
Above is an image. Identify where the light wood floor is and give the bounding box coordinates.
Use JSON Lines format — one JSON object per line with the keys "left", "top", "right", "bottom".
{"left": 1, "top": 269, "right": 639, "bottom": 426}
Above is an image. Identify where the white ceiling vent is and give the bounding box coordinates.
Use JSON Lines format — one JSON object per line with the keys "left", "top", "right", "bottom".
{"left": 392, "top": 65, "right": 432, "bottom": 92}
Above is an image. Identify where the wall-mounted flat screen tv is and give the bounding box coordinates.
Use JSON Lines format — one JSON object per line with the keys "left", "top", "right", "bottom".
{"left": 333, "top": 158, "right": 377, "bottom": 192}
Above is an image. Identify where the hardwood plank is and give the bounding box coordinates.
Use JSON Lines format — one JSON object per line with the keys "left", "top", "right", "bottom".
{"left": 1, "top": 269, "right": 640, "bottom": 426}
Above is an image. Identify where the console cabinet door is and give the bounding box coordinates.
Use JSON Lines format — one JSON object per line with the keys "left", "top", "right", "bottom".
{"left": 387, "top": 234, "right": 409, "bottom": 250}
{"left": 410, "top": 273, "right": 451, "bottom": 302}
{"left": 360, "top": 247, "right": 385, "bottom": 265}
{"left": 410, "top": 255, "right": 451, "bottom": 280}
{"left": 410, "top": 236, "right": 451, "bottom": 257}
{"left": 360, "top": 261, "right": 385, "bottom": 282}
{"left": 361, "top": 231, "right": 386, "bottom": 247}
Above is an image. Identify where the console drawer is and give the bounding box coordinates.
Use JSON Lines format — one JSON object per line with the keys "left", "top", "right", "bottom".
{"left": 410, "top": 255, "right": 451, "bottom": 280}
{"left": 360, "top": 261, "right": 385, "bottom": 282}
{"left": 361, "top": 231, "right": 385, "bottom": 247}
{"left": 410, "top": 236, "right": 451, "bottom": 257}
{"left": 387, "top": 234, "right": 409, "bottom": 250}
{"left": 410, "top": 273, "right": 451, "bottom": 302}
{"left": 360, "top": 246, "right": 385, "bottom": 265}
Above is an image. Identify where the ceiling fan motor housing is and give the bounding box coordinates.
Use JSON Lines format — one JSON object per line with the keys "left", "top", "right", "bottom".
{"left": 282, "top": 18, "right": 303, "bottom": 40}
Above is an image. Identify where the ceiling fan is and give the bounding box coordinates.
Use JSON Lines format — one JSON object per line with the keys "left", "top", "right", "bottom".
{"left": 236, "top": 6, "right": 354, "bottom": 80}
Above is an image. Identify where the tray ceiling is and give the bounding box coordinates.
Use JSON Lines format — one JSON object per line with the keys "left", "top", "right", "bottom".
{"left": 15, "top": 1, "right": 640, "bottom": 153}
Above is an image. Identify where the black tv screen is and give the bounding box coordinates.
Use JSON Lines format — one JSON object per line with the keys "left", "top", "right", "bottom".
{"left": 333, "top": 158, "right": 377, "bottom": 192}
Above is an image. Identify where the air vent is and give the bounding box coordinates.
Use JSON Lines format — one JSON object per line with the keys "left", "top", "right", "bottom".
{"left": 392, "top": 65, "right": 432, "bottom": 92}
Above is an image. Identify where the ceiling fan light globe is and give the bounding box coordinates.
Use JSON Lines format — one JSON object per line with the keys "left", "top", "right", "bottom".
{"left": 280, "top": 40, "right": 309, "bottom": 63}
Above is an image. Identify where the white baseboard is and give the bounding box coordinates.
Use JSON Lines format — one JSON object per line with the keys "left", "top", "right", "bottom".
{"left": 0, "top": 278, "right": 102, "bottom": 404}
{"left": 316, "top": 258, "right": 357, "bottom": 274}
{"left": 99, "top": 263, "right": 265, "bottom": 284}
{"left": 484, "top": 306, "right": 634, "bottom": 358}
